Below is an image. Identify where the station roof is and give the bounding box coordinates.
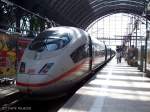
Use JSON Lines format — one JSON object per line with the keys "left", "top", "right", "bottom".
{"left": 9, "top": 0, "right": 147, "bottom": 29}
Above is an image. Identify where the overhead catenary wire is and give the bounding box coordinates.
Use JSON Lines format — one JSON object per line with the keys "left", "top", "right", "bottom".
{"left": 0, "top": 0, "right": 57, "bottom": 25}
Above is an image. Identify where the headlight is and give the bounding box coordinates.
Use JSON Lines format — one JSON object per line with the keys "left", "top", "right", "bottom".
{"left": 39, "top": 63, "right": 54, "bottom": 74}
{"left": 19, "top": 62, "right": 25, "bottom": 73}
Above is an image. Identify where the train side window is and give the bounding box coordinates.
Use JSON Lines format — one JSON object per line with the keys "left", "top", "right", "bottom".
{"left": 71, "top": 44, "right": 89, "bottom": 63}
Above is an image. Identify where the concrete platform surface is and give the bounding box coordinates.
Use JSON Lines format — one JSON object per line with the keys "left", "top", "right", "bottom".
{"left": 58, "top": 58, "right": 150, "bottom": 112}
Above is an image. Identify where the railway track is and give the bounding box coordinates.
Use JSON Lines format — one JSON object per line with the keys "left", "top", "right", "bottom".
{"left": 0, "top": 93, "right": 28, "bottom": 112}
{"left": 0, "top": 93, "right": 73, "bottom": 112}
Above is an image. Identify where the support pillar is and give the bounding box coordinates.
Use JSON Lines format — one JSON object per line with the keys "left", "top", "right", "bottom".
{"left": 16, "top": 9, "right": 21, "bottom": 33}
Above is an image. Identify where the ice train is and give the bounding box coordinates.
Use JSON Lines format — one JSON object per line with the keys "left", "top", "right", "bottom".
{"left": 16, "top": 26, "right": 114, "bottom": 97}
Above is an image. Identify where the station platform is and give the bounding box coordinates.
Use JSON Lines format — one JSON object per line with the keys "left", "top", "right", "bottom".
{"left": 59, "top": 58, "right": 150, "bottom": 112}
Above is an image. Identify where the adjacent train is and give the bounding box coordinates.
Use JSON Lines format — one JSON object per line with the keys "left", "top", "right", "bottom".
{"left": 16, "top": 26, "right": 114, "bottom": 98}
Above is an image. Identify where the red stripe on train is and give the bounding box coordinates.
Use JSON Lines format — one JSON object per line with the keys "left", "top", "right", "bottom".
{"left": 16, "top": 60, "right": 87, "bottom": 87}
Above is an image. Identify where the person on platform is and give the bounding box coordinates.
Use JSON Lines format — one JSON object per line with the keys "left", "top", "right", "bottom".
{"left": 127, "top": 45, "right": 138, "bottom": 66}
{"left": 116, "top": 46, "right": 122, "bottom": 63}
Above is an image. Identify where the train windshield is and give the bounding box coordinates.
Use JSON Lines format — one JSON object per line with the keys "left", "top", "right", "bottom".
{"left": 29, "top": 30, "right": 71, "bottom": 52}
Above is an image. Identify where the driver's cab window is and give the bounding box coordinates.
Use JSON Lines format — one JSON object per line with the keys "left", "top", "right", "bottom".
{"left": 46, "top": 43, "right": 58, "bottom": 51}
{"left": 29, "top": 31, "right": 71, "bottom": 52}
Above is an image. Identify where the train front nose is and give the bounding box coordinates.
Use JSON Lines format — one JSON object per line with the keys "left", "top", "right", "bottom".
{"left": 17, "top": 60, "right": 54, "bottom": 94}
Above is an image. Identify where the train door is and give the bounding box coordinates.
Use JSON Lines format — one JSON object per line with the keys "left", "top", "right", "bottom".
{"left": 88, "top": 36, "right": 93, "bottom": 70}
{"left": 109, "top": 48, "right": 112, "bottom": 58}
{"left": 105, "top": 45, "right": 107, "bottom": 61}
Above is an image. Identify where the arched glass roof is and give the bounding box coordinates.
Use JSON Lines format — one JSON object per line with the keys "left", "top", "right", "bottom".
{"left": 87, "top": 13, "right": 146, "bottom": 50}
{"left": 9, "top": 0, "right": 147, "bottom": 29}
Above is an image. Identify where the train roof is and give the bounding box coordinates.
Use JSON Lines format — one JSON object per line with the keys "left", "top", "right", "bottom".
{"left": 46, "top": 26, "right": 86, "bottom": 34}
{"left": 45, "top": 26, "right": 88, "bottom": 40}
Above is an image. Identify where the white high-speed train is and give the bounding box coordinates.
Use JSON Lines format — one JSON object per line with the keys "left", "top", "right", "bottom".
{"left": 16, "top": 26, "right": 114, "bottom": 97}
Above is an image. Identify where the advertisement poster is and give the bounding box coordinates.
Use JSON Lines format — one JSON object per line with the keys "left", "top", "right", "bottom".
{"left": 0, "top": 33, "right": 31, "bottom": 78}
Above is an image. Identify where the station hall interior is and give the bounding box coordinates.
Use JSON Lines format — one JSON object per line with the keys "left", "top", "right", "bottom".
{"left": 1, "top": 0, "right": 150, "bottom": 112}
